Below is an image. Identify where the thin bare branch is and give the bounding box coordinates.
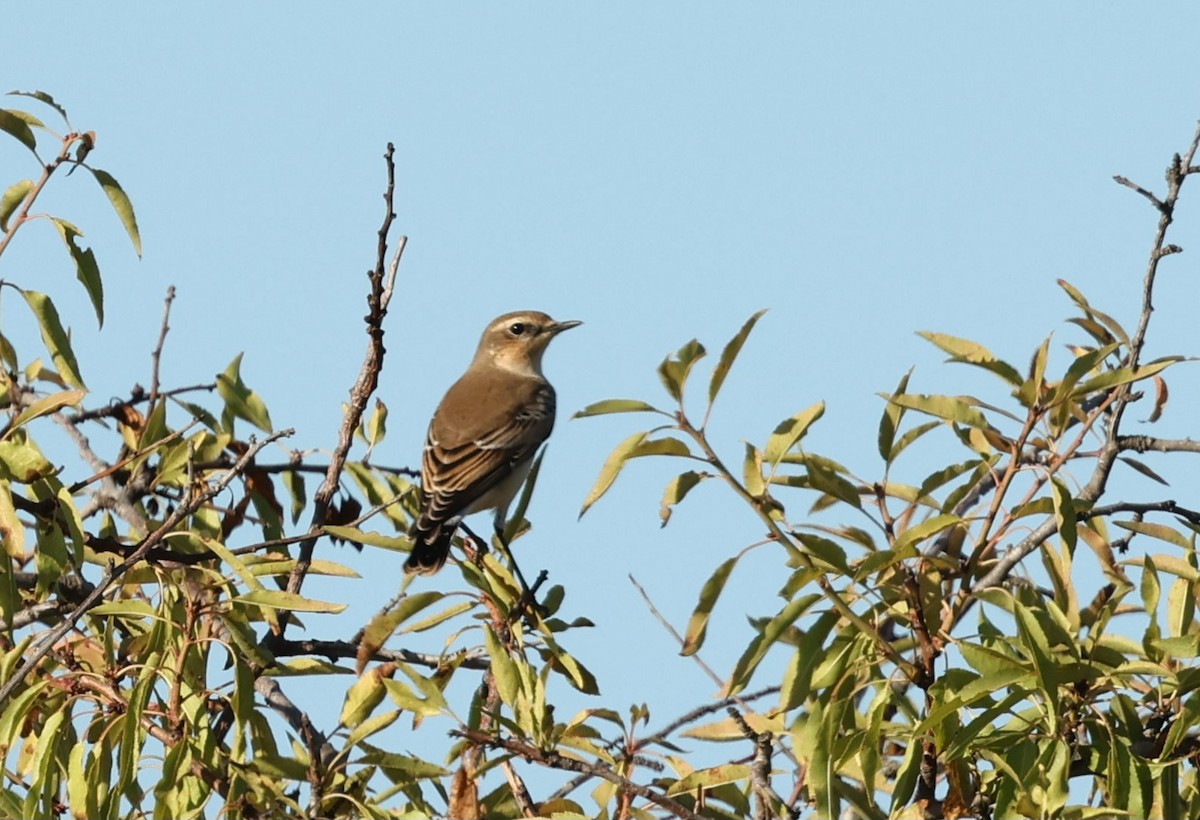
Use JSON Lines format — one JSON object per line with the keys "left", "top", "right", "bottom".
{"left": 149, "top": 285, "right": 176, "bottom": 406}
{"left": 285, "top": 142, "right": 405, "bottom": 603}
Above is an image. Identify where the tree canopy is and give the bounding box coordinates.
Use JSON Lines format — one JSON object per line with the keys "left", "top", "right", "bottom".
{"left": 2, "top": 91, "right": 1200, "bottom": 819}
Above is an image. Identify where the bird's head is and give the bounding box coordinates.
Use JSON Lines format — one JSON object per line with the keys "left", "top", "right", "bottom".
{"left": 474, "top": 310, "right": 582, "bottom": 377}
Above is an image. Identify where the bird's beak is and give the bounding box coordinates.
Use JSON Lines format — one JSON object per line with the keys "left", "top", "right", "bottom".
{"left": 549, "top": 319, "right": 582, "bottom": 335}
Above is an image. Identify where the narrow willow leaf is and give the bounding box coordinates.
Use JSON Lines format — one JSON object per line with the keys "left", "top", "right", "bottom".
{"left": 680, "top": 555, "right": 739, "bottom": 656}
{"left": 666, "top": 764, "right": 752, "bottom": 796}
{"left": 7, "top": 90, "right": 69, "bottom": 123}
{"left": 631, "top": 436, "right": 692, "bottom": 458}
{"left": 660, "top": 470, "right": 705, "bottom": 526}
{"left": 889, "top": 420, "right": 940, "bottom": 464}
{"left": 892, "top": 514, "right": 961, "bottom": 555}
{"left": 742, "top": 442, "right": 765, "bottom": 498}
{"left": 216, "top": 353, "right": 273, "bottom": 433}
{"left": 708, "top": 309, "right": 767, "bottom": 406}
{"left": 802, "top": 454, "right": 861, "bottom": 510}
{"left": 282, "top": 469, "right": 306, "bottom": 524}
{"left": 764, "top": 401, "right": 825, "bottom": 469}
{"left": 0, "top": 179, "right": 32, "bottom": 232}
{"left": 1013, "top": 601, "right": 1057, "bottom": 725}
{"left": 22, "top": 290, "right": 85, "bottom": 388}
{"left": 236, "top": 589, "right": 346, "bottom": 614}
{"left": 877, "top": 369, "right": 912, "bottom": 462}
{"left": 5, "top": 389, "right": 84, "bottom": 436}
{"left": 485, "top": 625, "right": 522, "bottom": 708}
{"left": 1113, "top": 520, "right": 1192, "bottom": 549}
{"left": 917, "top": 331, "right": 1024, "bottom": 386}
{"left": 657, "top": 339, "right": 706, "bottom": 403}
{"left": 572, "top": 398, "right": 664, "bottom": 418}
{"left": 579, "top": 431, "right": 647, "bottom": 518}
{"left": 88, "top": 168, "right": 142, "bottom": 257}
{"left": 1072, "top": 357, "right": 1180, "bottom": 398}
{"left": 1017, "top": 334, "right": 1052, "bottom": 407}
{"left": 365, "top": 398, "right": 387, "bottom": 446}
{"left": 340, "top": 669, "right": 387, "bottom": 727}
{"left": 0, "top": 109, "right": 36, "bottom": 153}
{"left": 321, "top": 526, "right": 408, "bottom": 551}
{"left": 726, "top": 593, "right": 819, "bottom": 695}
{"left": 47, "top": 217, "right": 103, "bottom": 326}
{"left": 886, "top": 393, "right": 989, "bottom": 429}
{"left": 0, "top": 483, "right": 25, "bottom": 559}
{"left": 1050, "top": 477, "right": 1077, "bottom": 553}
{"left": 778, "top": 609, "right": 839, "bottom": 710}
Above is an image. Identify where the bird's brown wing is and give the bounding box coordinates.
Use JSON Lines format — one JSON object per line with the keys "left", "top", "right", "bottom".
{"left": 405, "top": 373, "right": 555, "bottom": 573}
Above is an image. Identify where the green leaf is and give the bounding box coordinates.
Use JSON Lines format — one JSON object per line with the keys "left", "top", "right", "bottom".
{"left": 360, "top": 591, "right": 443, "bottom": 653}
{"left": 708, "top": 309, "right": 766, "bottom": 406}
{"left": 579, "top": 431, "right": 647, "bottom": 518}
{"left": 355, "top": 750, "right": 450, "bottom": 779}
{"left": 7, "top": 90, "right": 69, "bottom": 123}
{"left": 340, "top": 669, "right": 387, "bottom": 727}
{"left": 878, "top": 369, "right": 912, "bottom": 462}
{"left": 892, "top": 514, "right": 961, "bottom": 555}
{"left": 666, "top": 764, "right": 752, "bottom": 796}
{"left": 1051, "top": 477, "right": 1077, "bottom": 553}
{"left": 485, "top": 625, "right": 522, "bottom": 708}
{"left": 47, "top": 217, "right": 104, "bottom": 326}
{"left": 886, "top": 393, "right": 989, "bottom": 429}
{"left": 1072, "top": 357, "right": 1180, "bottom": 398}
{"left": 657, "top": 339, "right": 706, "bottom": 403}
{"left": 802, "top": 454, "right": 861, "bottom": 510}
{"left": 322, "top": 526, "right": 409, "bottom": 551}
{"left": 0, "top": 109, "right": 36, "bottom": 153}
{"left": 22, "top": 290, "right": 85, "bottom": 388}
{"left": 726, "top": 593, "right": 820, "bottom": 695}
{"left": 764, "top": 401, "right": 825, "bottom": 469}
{"left": 235, "top": 589, "right": 346, "bottom": 614}
{"left": 0, "top": 179, "right": 32, "bottom": 232}
{"left": 1058, "top": 279, "right": 1129, "bottom": 345}
{"left": 917, "top": 331, "right": 1024, "bottom": 386}
{"left": 5, "top": 389, "right": 84, "bottom": 437}
{"left": 88, "top": 168, "right": 142, "bottom": 257}
{"left": 215, "top": 353, "right": 273, "bottom": 432}
{"left": 660, "top": 470, "right": 705, "bottom": 527}
{"left": 572, "top": 398, "right": 664, "bottom": 418}
{"left": 681, "top": 555, "right": 740, "bottom": 656}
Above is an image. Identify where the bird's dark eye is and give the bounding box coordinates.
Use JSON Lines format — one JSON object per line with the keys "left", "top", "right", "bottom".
{"left": 509, "top": 322, "right": 528, "bottom": 336}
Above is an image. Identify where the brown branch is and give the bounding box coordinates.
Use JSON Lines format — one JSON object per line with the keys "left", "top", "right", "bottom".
{"left": 728, "top": 707, "right": 799, "bottom": 820}
{"left": 1118, "top": 435, "right": 1200, "bottom": 455}
{"left": 0, "top": 429, "right": 293, "bottom": 708}
{"left": 68, "top": 383, "right": 217, "bottom": 424}
{"left": 501, "top": 760, "right": 539, "bottom": 817}
{"left": 284, "top": 142, "right": 405, "bottom": 604}
{"left": 452, "top": 729, "right": 706, "bottom": 820}
{"left": 1079, "top": 499, "right": 1200, "bottom": 527}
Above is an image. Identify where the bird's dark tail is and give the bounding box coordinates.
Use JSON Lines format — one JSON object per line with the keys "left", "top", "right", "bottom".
{"left": 404, "top": 516, "right": 457, "bottom": 575}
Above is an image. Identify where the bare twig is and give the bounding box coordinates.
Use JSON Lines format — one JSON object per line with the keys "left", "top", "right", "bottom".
{"left": 149, "top": 285, "right": 176, "bottom": 407}
{"left": 501, "top": 760, "right": 539, "bottom": 817}
{"left": 284, "top": 143, "right": 405, "bottom": 604}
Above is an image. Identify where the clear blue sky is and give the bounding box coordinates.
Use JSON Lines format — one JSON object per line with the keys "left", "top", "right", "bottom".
{"left": 4, "top": 1, "right": 1200, "bottom": 803}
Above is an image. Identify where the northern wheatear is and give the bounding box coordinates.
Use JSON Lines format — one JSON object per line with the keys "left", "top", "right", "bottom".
{"left": 405, "top": 310, "right": 580, "bottom": 576}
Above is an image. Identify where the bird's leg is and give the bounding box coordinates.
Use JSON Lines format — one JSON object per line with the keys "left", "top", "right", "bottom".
{"left": 492, "top": 522, "right": 550, "bottom": 618}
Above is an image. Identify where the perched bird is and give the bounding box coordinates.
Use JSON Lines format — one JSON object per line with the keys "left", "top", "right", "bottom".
{"left": 404, "top": 310, "right": 581, "bottom": 576}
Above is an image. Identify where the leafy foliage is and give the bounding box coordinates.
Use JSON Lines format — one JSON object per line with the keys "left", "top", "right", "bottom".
{"left": 3, "top": 91, "right": 1200, "bottom": 820}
